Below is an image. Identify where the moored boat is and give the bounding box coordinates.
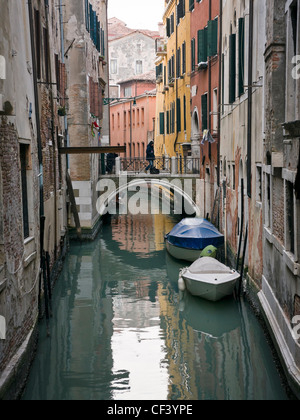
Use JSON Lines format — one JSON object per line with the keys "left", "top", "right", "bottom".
{"left": 165, "top": 218, "right": 224, "bottom": 262}
{"left": 179, "top": 257, "right": 240, "bottom": 302}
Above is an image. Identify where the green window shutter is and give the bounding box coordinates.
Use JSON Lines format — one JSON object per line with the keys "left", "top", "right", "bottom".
{"left": 177, "top": 98, "right": 181, "bottom": 133}
{"left": 159, "top": 112, "right": 165, "bottom": 135}
{"left": 167, "top": 110, "right": 170, "bottom": 134}
{"left": 85, "top": 0, "right": 89, "bottom": 32}
{"left": 189, "top": 0, "right": 194, "bottom": 12}
{"left": 197, "top": 29, "right": 207, "bottom": 63}
{"left": 229, "top": 33, "right": 236, "bottom": 104}
{"left": 201, "top": 94, "right": 208, "bottom": 131}
{"left": 182, "top": 42, "right": 186, "bottom": 74}
{"left": 238, "top": 18, "right": 245, "bottom": 97}
{"left": 96, "top": 20, "right": 100, "bottom": 52}
{"left": 166, "top": 18, "right": 170, "bottom": 37}
{"left": 172, "top": 103, "right": 175, "bottom": 133}
{"left": 171, "top": 14, "right": 174, "bottom": 34}
{"left": 89, "top": 4, "right": 94, "bottom": 40}
{"left": 208, "top": 18, "right": 218, "bottom": 57}
{"left": 191, "top": 38, "right": 195, "bottom": 71}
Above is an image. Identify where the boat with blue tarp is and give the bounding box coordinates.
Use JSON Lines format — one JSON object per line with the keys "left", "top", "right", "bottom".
{"left": 165, "top": 218, "right": 224, "bottom": 262}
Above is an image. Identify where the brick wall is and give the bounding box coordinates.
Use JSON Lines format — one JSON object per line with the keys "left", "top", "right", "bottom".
{"left": 0, "top": 119, "right": 39, "bottom": 375}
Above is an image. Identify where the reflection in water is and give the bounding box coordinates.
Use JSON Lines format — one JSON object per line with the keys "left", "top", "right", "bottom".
{"left": 22, "top": 200, "right": 290, "bottom": 400}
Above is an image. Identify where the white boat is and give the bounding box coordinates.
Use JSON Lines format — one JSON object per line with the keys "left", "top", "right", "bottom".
{"left": 179, "top": 257, "right": 240, "bottom": 302}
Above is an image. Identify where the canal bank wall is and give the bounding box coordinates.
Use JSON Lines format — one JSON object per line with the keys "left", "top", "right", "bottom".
{"left": 0, "top": 234, "right": 69, "bottom": 400}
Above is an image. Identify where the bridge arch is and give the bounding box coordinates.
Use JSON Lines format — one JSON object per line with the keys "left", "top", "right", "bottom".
{"left": 97, "top": 178, "right": 201, "bottom": 217}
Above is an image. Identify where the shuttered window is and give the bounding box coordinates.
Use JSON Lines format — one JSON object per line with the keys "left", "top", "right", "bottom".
{"left": 189, "top": 0, "right": 194, "bottom": 12}
{"left": 166, "top": 18, "right": 170, "bottom": 37}
{"left": 191, "top": 38, "right": 196, "bottom": 72}
{"left": 183, "top": 95, "right": 186, "bottom": 131}
{"left": 177, "top": 98, "right": 181, "bottom": 133}
{"left": 229, "top": 34, "right": 236, "bottom": 104}
{"left": 238, "top": 18, "right": 245, "bottom": 97}
{"left": 182, "top": 41, "right": 186, "bottom": 74}
{"left": 159, "top": 112, "right": 165, "bottom": 135}
{"left": 170, "top": 14, "right": 175, "bottom": 34}
{"left": 85, "top": 0, "right": 90, "bottom": 32}
{"left": 201, "top": 94, "right": 208, "bottom": 131}
{"left": 208, "top": 18, "right": 218, "bottom": 57}
{"left": 176, "top": 47, "right": 181, "bottom": 78}
{"left": 197, "top": 28, "right": 207, "bottom": 64}
{"left": 167, "top": 110, "right": 170, "bottom": 135}
{"left": 89, "top": 4, "right": 94, "bottom": 41}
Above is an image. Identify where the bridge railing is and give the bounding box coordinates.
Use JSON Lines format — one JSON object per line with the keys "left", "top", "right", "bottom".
{"left": 103, "top": 156, "right": 200, "bottom": 176}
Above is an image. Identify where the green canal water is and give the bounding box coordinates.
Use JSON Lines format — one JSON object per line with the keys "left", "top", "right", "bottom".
{"left": 22, "top": 208, "right": 291, "bottom": 400}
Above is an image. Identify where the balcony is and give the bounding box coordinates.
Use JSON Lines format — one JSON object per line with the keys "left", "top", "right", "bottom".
{"left": 156, "top": 38, "right": 167, "bottom": 56}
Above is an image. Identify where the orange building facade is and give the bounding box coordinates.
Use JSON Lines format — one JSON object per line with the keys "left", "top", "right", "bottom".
{"left": 109, "top": 79, "right": 156, "bottom": 159}
{"left": 190, "top": 0, "right": 220, "bottom": 222}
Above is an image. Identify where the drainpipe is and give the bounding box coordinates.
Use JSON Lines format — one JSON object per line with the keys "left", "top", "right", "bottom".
{"left": 208, "top": 0, "right": 212, "bottom": 161}
{"left": 247, "top": 0, "right": 254, "bottom": 198}
{"left": 217, "top": 0, "right": 222, "bottom": 188}
{"left": 174, "top": 0, "right": 179, "bottom": 155}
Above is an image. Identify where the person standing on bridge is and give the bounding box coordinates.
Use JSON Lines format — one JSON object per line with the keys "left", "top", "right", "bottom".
{"left": 145, "top": 141, "right": 155, "bottom": 173}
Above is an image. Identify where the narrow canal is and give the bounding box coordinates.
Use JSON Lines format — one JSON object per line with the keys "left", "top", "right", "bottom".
{"left": 22, "top": 193, "right": 291, "bottom": 400}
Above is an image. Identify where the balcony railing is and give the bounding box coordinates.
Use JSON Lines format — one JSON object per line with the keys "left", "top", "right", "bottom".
{"left": 101, "top": 156, "right": 201, "bottom": 176}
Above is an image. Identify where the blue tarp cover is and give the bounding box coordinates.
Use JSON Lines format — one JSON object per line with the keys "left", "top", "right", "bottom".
{"left": 166, "top": 218, "right": 224, "bottom": 250}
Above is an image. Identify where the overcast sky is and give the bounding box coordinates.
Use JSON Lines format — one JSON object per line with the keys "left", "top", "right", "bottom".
{"left": 107, "top": 0, "right": 164, "bottom": 31}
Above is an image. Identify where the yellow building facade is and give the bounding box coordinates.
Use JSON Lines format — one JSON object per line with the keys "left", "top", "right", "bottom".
{"left": 155, "top": 0, "right": 191, "bottom": 158}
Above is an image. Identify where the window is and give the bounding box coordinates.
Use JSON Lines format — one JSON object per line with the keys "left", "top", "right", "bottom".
{"left": 189, "top": 0, "right": 195, "bottom": 12}
{"left": 238, "top": 18, "right": 245, "bottom": 96}
{"left": 85, "top": 0, "right": 90, "bottom": 32}
{"left": 112, "top": 113, "right": 115, "bottom": 130}
{"left": 43, "top": 27, "right": 50, "bottom": 83}
{"left": 176, "top": 98, "right": 181, "bottom": 133}
{"left": 208, "top": 18, "right": 218, "bottom": 57}
{"left": 201, "top": 94, "right": 208, "bottom": 131}
{"left": 176, "top": 47, "right": 181, "bottom": 78}
{"left": 286, "top": 180, "right": 295, "bottom": 254}
{"left": 34, "top": 9, "right": 41, "bottom": 80}
{"left": 265, "top": 172, "right": 271, "bottom": 228}
{"left": 182, "top": 41, "right": 186, "bottom": 74}
{"left": 191, "top": 38, "right": 196, "bottom": 72}
{"left": 141, "top": 108, "right": 145, "bottom": 126}
{"left": 232, "top": 164, "right": 236, "bottom": 190}
{"left": 213, "top": 88, "right": 218, "bottom": 132}
{"left": 229, "top": 33, "right": 236, "bottom": 104}
{"left": 124, "top": 111, "right": 127, "bottom": 128}
{"left": 197, "top": 28, "right": 208, "bottom": 64}
{"left": 136, "top": 60, "right": 143, "bottom": 75}
{"left": 167, "top": 110, "right": 170, "bottom": 134}
{"left": 159, "top": 112, "right": 165, "bottom": 135}
{"left": 156, "top": 63, "right": 163, "bottom": 81}
{"left": 20, "top": 144, "right": 30, "bottom": 239}
{"left": 256, "top": 165, "right": 262, "bottom": 203}
{"left": 110, "top": 59, "right": 117, "bottom": 74}
{"left": 183, "top": 95, "right": 187, "bottom": 131}
{"left": 124, "top": 86, "right": 132, "bottom": 97}
{"left": 177, "top": 0, "right": 186, "bottom": 24}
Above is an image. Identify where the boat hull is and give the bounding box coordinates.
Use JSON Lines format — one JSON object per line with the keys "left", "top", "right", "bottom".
{"left": 181, "top": 270, "right": 240, "bottom": 302}
{"left": 166, "top": 240, "right": 203, "bottom": 262}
